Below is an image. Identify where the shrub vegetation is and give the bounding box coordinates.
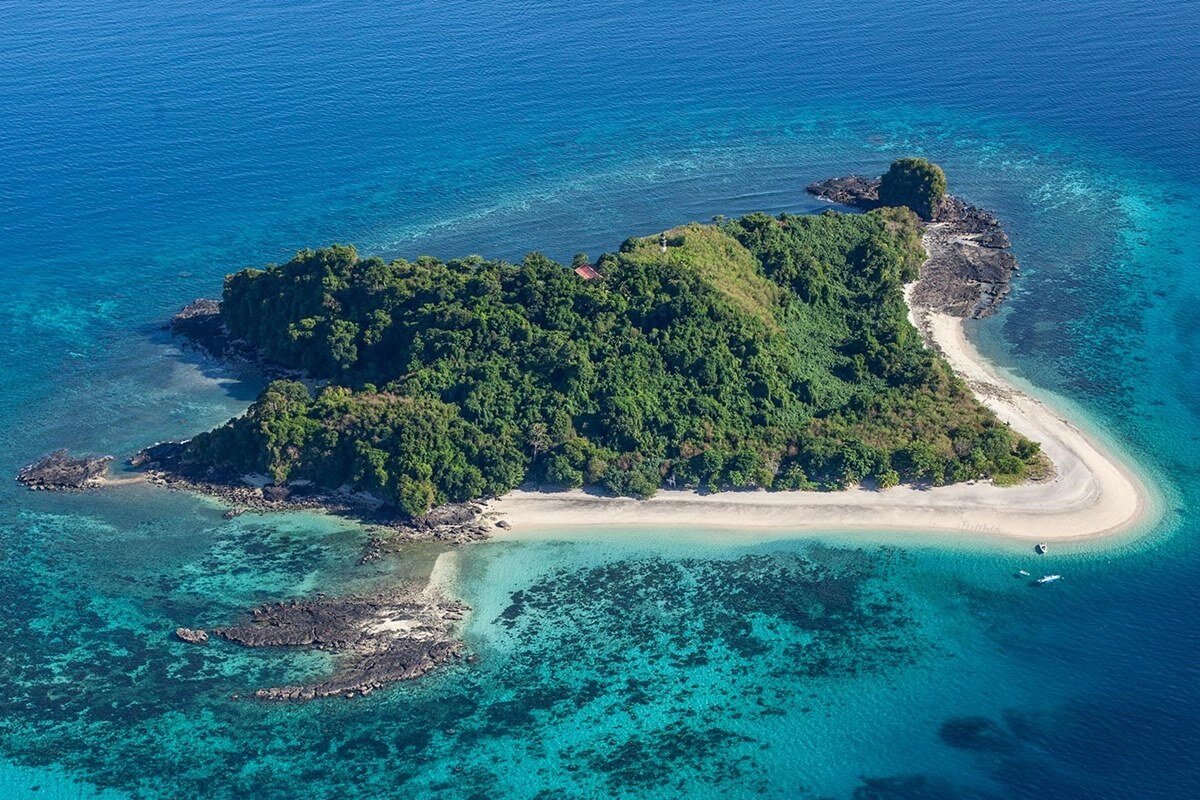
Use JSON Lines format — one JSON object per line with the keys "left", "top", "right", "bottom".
{"left": 878, "top": 157, "right": 948, "bottom": 220}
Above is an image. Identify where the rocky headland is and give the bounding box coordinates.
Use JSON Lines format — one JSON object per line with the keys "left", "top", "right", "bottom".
{"left": 168, "top": 298, "right": 246, "bottom": 361}
{"left": 168, "top": 298, "right": 297, "bottom": 378}
{"left": 807, "top": 176, "right": 1018, "bottom": 318}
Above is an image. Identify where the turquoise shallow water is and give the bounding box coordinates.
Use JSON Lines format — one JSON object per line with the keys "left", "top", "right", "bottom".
{"left": 3, "top": 1, "right": 1200, "bottom": 797}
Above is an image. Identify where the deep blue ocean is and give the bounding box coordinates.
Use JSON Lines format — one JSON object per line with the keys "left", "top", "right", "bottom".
{"left": 3, "top": 1, "right": 1200, "bottom": 797}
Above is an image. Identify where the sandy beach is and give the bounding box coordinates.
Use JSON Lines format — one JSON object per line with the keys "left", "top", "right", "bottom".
{"left": 487, "top": 296, "right": 1151, "bottom": 542}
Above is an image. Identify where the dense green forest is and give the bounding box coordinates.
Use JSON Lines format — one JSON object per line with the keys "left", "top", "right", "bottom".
{"left": 186, "top": 206, "right": 1042, "bottom": 516}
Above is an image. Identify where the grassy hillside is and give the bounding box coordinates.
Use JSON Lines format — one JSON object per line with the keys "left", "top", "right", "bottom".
{"left": 184, "top": 207, "right": 1042, "bottom": 516}
{"left": 619, "top": 224, "right": 782, "bottom": 331}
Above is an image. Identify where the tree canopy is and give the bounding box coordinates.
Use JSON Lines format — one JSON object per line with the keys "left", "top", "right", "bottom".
{"left": 878, "top": 157, "right": 948, "bottom": 220}
{"left": 184, "top": 206, "right": 1041, "bottom": 516}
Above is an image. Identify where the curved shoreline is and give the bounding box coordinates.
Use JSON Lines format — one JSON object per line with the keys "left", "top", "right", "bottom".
{"left": 486, "top": 309, "right": 1152, "bottom": 543}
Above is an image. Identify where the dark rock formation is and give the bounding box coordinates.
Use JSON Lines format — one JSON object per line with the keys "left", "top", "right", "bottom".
{"left": 913, "top": 195, "right": 1018, "bottom": 318}
{"left": 168, "top": 298, "right": 229, "bottom": 359}
{"left": 132, "top": 441, "right": 491, "bottom": 545}
{"left": 413, "top": 503, "right": 477, "bottom": 530}
{"left": 261, "top": 484, "right": 290, "bottom": 502}
{"left": 359, "top": 505, "right": 491, "bottom": 562}
{"left": 937, "top": 195, "right": 1012, "bottom": 247}
{"left": 167, "top": 297, "right": 287, "bottom": 375}
{"left": 17, "top": 450, "right": 113, "bottom": 490}
{"left": 212, "top": 590, "right": 469, "bottom": 700}
{"left": 807, "top": 175, "right": 1019, "bottom": 319}
{"left": 130, "top": 440, "right": 189, "bottom": 469}
{"left": 805, "top": 175, "right": 881, "bottom": 209}
{"left": 175, "top": 627, "right": 209, "bottom": 644}
{"left": 170, "top": 297, "right": 220, "bottom": 330}
{"left": 133, "top": 441, "right": 330, "bottom": 513}
{"left": 401, "top": 503, "right": 491, "bottom": 542}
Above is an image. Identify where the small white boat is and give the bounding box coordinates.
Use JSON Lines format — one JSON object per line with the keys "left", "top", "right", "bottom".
{"left": 1035, "top": 574, "right": 1062, "bottom": 585}
{"left": 1018, "top": 570, "right": 1031, "bottom": 577}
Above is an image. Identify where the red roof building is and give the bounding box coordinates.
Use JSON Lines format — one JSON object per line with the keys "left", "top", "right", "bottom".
{"left": 573, "top": 264, "right": 601, "bottom": 280}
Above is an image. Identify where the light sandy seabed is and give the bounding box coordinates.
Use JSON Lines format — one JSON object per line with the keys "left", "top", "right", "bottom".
{"left": 487, "top": 298, "right": 1152, "bottom": 543}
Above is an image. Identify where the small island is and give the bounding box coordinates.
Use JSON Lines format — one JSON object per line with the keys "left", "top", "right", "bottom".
{"left": 142, "top": 159, "right": 1045, "bottom": 524}
{"left": 24, "top": 160, "right": 1148, "bottom": 701}
{"left": 17, "top": 449, "right": 113, "bottom": 490}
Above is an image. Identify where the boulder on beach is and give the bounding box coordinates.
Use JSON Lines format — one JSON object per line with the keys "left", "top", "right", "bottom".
{"left": 262, "top": 484, "right": 290, "bottom": 502}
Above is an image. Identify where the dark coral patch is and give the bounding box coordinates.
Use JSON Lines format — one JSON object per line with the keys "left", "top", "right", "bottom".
{"left": 938, "top": 716, "right": 1017, "bottom": 755}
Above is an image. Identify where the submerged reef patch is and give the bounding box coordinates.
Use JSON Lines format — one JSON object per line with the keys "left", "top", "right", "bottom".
{"left": 0, "top": 534, "right": 926, "bottom": 799}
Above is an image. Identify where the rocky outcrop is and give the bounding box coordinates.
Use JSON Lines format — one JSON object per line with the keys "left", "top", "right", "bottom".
{"left": 168, "top": 299, "right": 231, "bottom": 359}
{"left": 167, "top": 298, "right": 288, "bottom": 375}
{"left": 132, "top": 442, "right": 491, "bottom": 545}
{"left": 130, "top": 440, "right": 188, "bottom": 469}
{"left": 175, "top": 627, "right": 209, "bottom": 644}
{"left": 358, "top": 504, "right": 491, "bottom": 563}
{"left": 807, "top": 175, "right": 1019, "bottom": 319}
{"left": 17, "top": 450, "right": 113, "bottom": 490}
{"left": 805, "top": 175, "right": 881, "bottom": 209}
{"left": 261, "top": 484, "right": 290, "bottom": 502}
{"left": 913, "top": 214, "right": 1018, "bottom": 319}
{"left": 212, "top": 590, "right": 469, "bottom": 700}
{"left": 133, "top": 441, "right": 331, "bottom": 513}
{"left": 405, "top": 503, "right": 491, "bottom": 542}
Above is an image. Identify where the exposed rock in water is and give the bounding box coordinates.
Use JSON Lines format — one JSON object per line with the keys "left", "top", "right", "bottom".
{"left": 17, "top": 450, "right": 113, "bottom": 490}
{"left": 167, "top": 298, "right": 284, "bottom": 374}
{"left": 133, "top": 441, "right": 342, "bottom": 513}
{"left": 378, "top": 503, "right": 492, "bottom": 547}
{"left": 359, "top": 504, "right": 491, "bottom": 562}
{"left": 807, "top": 175, "right": 1019, "bottom": 319}
{"left": 914, "top": 220, "right": 1018, "bottom": 319}
{"left": 805, "top": 175, "right": 881, "bottom": 209}
{"left": 130, "top": 440, "right": 189, "bottom": 469}
{"left": 915, "top": 193, "right": 1018, "bottom": 318}
{"left": 170, "top": 297, "right": 221, "bottom": 329}
{"left": 212, "top": 590, "right": 469, "bottom": 700}
{"left": 168, "top": 298, "right": 229, "bottom": 359}
{"left": 175, "top": 627, "right": 209, "bottom": 644}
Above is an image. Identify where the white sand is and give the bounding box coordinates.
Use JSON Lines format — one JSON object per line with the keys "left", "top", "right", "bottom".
{"left": 487, "top": 304, "right": 1150, "bottom": 543}
{"left": 98, "top": 474, "right": 147, "bottom": 487}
